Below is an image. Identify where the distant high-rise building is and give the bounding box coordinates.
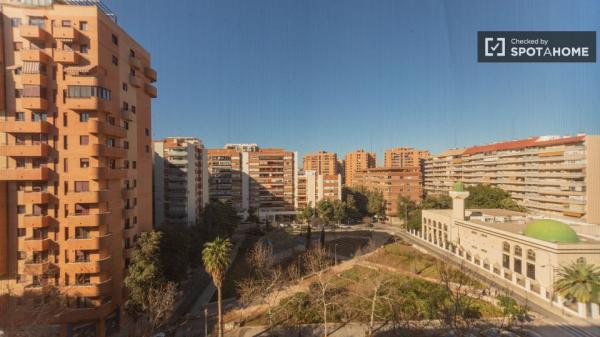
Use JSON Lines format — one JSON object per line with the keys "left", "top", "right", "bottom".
{"left": 353, "top": 167, "right": 422, "bottom": 218}
{"left": 384, "top": 147, "right": 430, "bottom": 168}
{"left": 424, "top": 135, "right": 600, "bottom": 224}
{"left": 344, "top": 149, "right": 376, "bottom": 187}
{"left": 207, "top": 148, "right": 243, "bottom": 209}
{"left": 153, "top": 137, "right": 208, "bottom": 227}
{"left": 295, "top": 170, "right": 342, "bottom": 209}
{"left": 224, "top": 143, "right": 259, "bottom": 152}
{"left": 303, "top": 151, "right": 338, "bottom": 175}
{"left": 0, "top": 1, "right": 157, "bottom": 335}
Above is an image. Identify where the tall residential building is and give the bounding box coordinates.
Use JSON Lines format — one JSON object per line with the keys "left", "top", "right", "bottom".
{"left": 353, "top": 167, "right": 422, "bottom": 217}
{"left": 247, "top": 148, "right": 297, "bottom": 217}
{"left": 153, "top": 137, "right": 208, "bottom": 227}
{"left": 207, "top": 148, "right": 243, "bottom": 210}
{"left": 0, "top": 1, "right": 157, "bottom": 336}
{"left": 344, "top": 149, "right": 376, "bottom": 187}
{"left": 303, "top": 151, "right": 338, "bottom": 175}
{"left": 295, "top": 170, "right": 342, "bottom": 209}
{"left": 224, "top": 143, "right": 258, "bottom": 152}
{"left": 424, "top": 135, "right": 600, "bottom": 224}
{"left": 384, "top": 147, "right": 430, "bottom": 168}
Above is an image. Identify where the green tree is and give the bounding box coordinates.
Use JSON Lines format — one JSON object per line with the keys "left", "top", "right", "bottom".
{"left": 316, "top": 199, "right": 335, "bottom": 224}
{"left": 332, "top": 199, "right": 347, "bottom": 224}
{"left": 422, "top": 194, "right": 452, "bottom": 209}
{"left": 125, "top": 231, "right": 164, "bottom": 315}
{"left": 202, "top": 237, "right": 233, "bottom": 337}
{"left": 465, "top": 184, "right": 526, "bottom": 212}
{"left": 397, "top": 196, "right": 418, "bottom": 227}
{"left": 366, "top": 190, "right": 385, "bottom": 217}
{"left": 159, "top": 222, "right": 191, "bottom": 284}
{"left": 297, "top": 202, "right": 315, "bottom": 223}
{"left": 554, "top": 262, "right": 600, "bottom": 307}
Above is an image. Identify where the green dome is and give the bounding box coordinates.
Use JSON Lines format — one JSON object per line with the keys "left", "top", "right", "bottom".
{"left": 523, "top": 220, "right": 579, "bottom": 243}
{"left": 453, "top": 181, "right": 464, "bottom": 192}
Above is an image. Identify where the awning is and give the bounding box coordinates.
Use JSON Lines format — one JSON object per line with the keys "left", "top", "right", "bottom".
{"left": 22, "top": 61, "right": 40, "bottom": 74}
{"left": 65, "top": 65, "right": 97, "bottom": 75}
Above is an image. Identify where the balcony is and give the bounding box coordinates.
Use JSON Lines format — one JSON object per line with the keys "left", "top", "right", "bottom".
{"left": 54, "top": 49, "right": 79, "bottom": 64}
{"left": 129, "top": 75, "right": 142, "bottom": 88}
{"left": 121, "top": 188, "right": 135, "bottom": 199}
{"left": 63, "top": 233, "right": 112, "bottom": 250}
{"left": 1, "top": 143, "right": 50, "bottom": 157}
{"left": 89, "top": 120, "right": 127, "bottom": 138}
{"left": 0, "top": 120, "right": 52, "bottom": 133}
{"left": 22, "top": 237, "right": 52, "bottom": 251}
{"left": 0, "top": 167, "right": 51, "bottom": 181}
{"left": 22, "top": 215, "right": 54, "bottom": 228}
{"left": 62, "top": 256, "right": 111, "bottom": 274}
{"left": 19, "top": 25, "right": 47, "bottom": 40}
{"left": 66, "top": 97, "right": 108, "bottom": 111}
{"left": 92, "top": 167, "right": 127, "bottom": 180}
{"left": 129, "top": 55, "right": 142, "bottom": 70}
{"left": 65, "top": 74, "right": 104, "bottom": 87}
{"left": 58, "top": 300, "right": 114, "bottom": 323}
{"left": 21, "top": 73, "right": 48, "bottom": 86}
{"left": 90, "top": 144, "right": 126, "bottom": 158}
{"left": 20, "top": 49, "right": 50, "bottom": 62}
{"left": 53, "top": 26, "right": 77, "bottom": 40}
{"left": 121, "top": 109, "right": 134, "bottom": 121}
{"left": 64, "top": 190, "right": 109, "bottom": 203}
{"left": 20, "top": 97, "right": 48, "bottom": 110}
{"left": 22, "top": 261, "right": 55, "bottom": 275}
{"left": 144, "top": 66, "right": 157, "bottom": 82}
{"left": 18, "top": 191, "right": 53, "bottom": 204}
{"left": 144, "top": 83, "right": 157, "bottom": 98}
{"left": 66, "top": 212, "right": 110, "bottom": 227}
{"left": 69, "top": 278, "right": 112, "bottom": 297}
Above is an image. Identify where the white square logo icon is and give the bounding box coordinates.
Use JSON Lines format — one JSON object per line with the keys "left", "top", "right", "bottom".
{"left": 485, "top": 37, "right": 505, "bottom": 57}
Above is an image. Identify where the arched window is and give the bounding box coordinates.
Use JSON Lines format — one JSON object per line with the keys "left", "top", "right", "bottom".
{"left": 527, "top": 249, "right": 535, "bottom": 261}
{"left": 502, "top": 242, "right": 510, "bottom": 253}
{"left": 514, "top": 245, "right": 522, "bottom": 256}
{"left": 433, "top": 221, "right": 437, "bottom": 228}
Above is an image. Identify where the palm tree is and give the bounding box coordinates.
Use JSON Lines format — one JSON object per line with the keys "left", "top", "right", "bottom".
{"left": 202, "top": 237, "right": 233, "bottom": 337}
{"left": 554, "top": 261, "right": 600, "bottom": 316}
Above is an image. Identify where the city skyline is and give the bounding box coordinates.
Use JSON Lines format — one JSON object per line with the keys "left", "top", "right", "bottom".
{"left": 105, "top": 0, "right": 600, "bottom": 159}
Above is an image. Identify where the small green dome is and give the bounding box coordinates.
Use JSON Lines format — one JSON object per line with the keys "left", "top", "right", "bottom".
{"left": 453, "top": 181, "right": 464, "bottom": 192}
{"left": 523, "top": 220, "right": 579, "bottom": 243}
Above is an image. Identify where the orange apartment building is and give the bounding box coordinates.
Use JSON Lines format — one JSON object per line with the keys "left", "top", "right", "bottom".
{"left": 303, "top": 150, "right": 338, "bottom": 175}
{"left": 343, "top": 149, "right": 376, "bottom": 187}
{"left": 384, "top": 147, "right": 430, "bottom": 168}
{"left": 206, "top": 148, "right": 243, "bottom": 210}
{"left": 153, "top": 137, "right": 208, "bottom": 227}
{"left": 424, "top": 135, "right": 600, "bottom": 224}
{"left": 295, "top": 170, "right": 342, "bottom": 209}
{"left": 353, "top": 167, "right": 422, "bottom": 218}
{"left": 0, "top": 1, "right": 157, "bottom": 336}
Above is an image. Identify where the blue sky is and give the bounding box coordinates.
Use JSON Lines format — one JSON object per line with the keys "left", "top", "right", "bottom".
{"left": 105, "top": 0, "right": 599, "bottom": 162}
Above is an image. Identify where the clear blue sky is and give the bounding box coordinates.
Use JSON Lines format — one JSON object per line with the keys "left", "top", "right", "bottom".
{"left": 105, "top": 0, "right": 599, "bottom": 162}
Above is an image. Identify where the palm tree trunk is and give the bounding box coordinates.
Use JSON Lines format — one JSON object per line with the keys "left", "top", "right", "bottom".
{"left": 218, "top": 286, "right": 224, "bottom": 337}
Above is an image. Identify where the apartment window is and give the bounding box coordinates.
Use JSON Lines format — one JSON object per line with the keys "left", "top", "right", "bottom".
{"left": 17, "top": 228, "right": 26, "bottom": 237}
{"left": 80, "top": 44, "right": 89, "bottom": 54}
{"left": 514, "top": 245, "right": 522, "bottom": 256}
{"left": 132, "top": 161, "right": 136, "bottom": 169}
{"left": 133, "top": 216, "right": 137, "bottom": 224}
{"left": 124, "top": 121, "right": 129, "bottom": 130}
{"left": 527, "top": 250, "right": 535, "bottom": 261}
{"left": 107, "top": 138, "right": 115, "bottom": 147}
{"left": 67, "top": 86, "right": 111, "bottom": 100}
{"left": 61, "top": 20, "right": 71, "bottom": 27}
{"left": 17, "top": 205, "right": 26, "bottom": 214}
{"left": 79, "top": 112, "right": 89, "bottom": 122}
{"left": 75, "top": 204, "right": 89, "bottom": 215}
{"left": 22, "top": 85, "right": 46, "bottom": 97}
{"left": 75, "top": 181, "right": 89, "bottom": 192}
{"left": 79, "top": 135, "right": 89, "bottom": 145}
{"left": 122, "top": 102, "right": 129, "bottom": 111}
{"left": 17, "top": 251, "right": 26, "bottom": 260}
{"left": 123, "top": 141, "right": 129, "bottom": 149}
{"left": 124, "top": 160, "right": 129, "bottom": 169}
{"left": 145, "top": 145, "right": 150, "bottom": 153}
{"left": 75, "top": 274, "right": 91, "bottom": 285}
{"left": 11, "top": 18, "right": 21, "bottom": 27}
{"left": 122, "top": 82, "right": 128, "bottom": 91}
{"left": 131, "top": 105, "right": 136, "bottom": 113}
{"left": 514, "top": 258, "right": 522, "bottom": 274}
{"left": 502, "top": 254, "right": 510, "bottom": 269}
{"left": 63, "top": 135, "right": 68, "bottom": 150}
{"left": 16, "top": 159, "right": 25, "bottom": 168}
{"left": 526, "top": 263, "right": 535, "bottom": 280}
{"left": 130, "top": 49, "right": 135, "bottom": 57}
{"left": 15, "top": 135, "right": 25, "bottom": 145}
{"left": 130, "top": 68, "right": 136, "bottom": 76}
{"left": 108, "top": 116, "right": 116, "bottom": 125}
{"left": 502, "top": 242, "right": 510, "bottom": 253}
{"left": 13, "top": 42, "right": 22, "bottom": 51}
{"left": 29, "top": 17, "right": 45, "bottom": 28}
{"left": 112, "top": 55, "right": 118, "bottom": 65}
{"left": 32, "top": 204, "right": 45, "bottom": 216}
{"left": 109, "top": 159, "right": 116, "bottom": 169}
{"left": 79, "top": 21, "right": 88, "bottom": 31}
{"left": 16, "top": 112, "right": 25, "bottom": 121}
{"left": 125, "top": 238, "right": 131, "bottom": 249}
{"left": 63, "top": 113, "right": 68, "bottom": 127}
{"left": 145, "top": 128, "right": 149, "bottom": 136}
{"left": 111, "top": 34, "right": 118, "bottom": 45}
{"left": 80, "top": 158, "right": 90, "bottom": 168}
{"left": 32, "top": 112, "right": 47, "bottom": 121}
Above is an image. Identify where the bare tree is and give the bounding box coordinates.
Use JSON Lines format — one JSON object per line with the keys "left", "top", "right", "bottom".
{"left": 303, "top": 247, "right": 334, "bottom": 337}
{"left": 146, "top": 282, "right": 177, "bottom": 332}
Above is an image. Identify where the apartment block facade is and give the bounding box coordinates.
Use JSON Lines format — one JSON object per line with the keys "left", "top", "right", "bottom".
{"left": 353, "top": 167, "right": 422, "bottom": 217}
{"left": 0, "top": 1, "right": 156, "bottom": 336}
{"left": 153, "top": 137, "right": 208, "bottom": 227}
{"left": 343, "top": 149, "right": 376, "bottom": 187}
{"left": 424, "top": 135, "right": 600, "bottom": 224}
{"left": 384, "top": 147, "right": 429, "bottom": 168}
{"left": 206, "top": 148, "right": 243, "bottom": 210}
{"left": 295, "top": 170, "right": 342, "bottom": 209}
{"left": 303, "top": 150, "right": 338, "bottom": 175}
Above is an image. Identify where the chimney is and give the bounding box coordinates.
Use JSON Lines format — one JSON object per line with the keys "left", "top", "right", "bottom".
{"left": 449, "top": 181, "right": 470, "bottom": 221}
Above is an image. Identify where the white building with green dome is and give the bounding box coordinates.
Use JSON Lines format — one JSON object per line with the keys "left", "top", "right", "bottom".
{"left": 410, "top": 185, "right": 600, "bottom": 321}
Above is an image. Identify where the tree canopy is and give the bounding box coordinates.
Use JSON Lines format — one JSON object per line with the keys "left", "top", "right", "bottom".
{"left": 465, "top": 184, "right": 526, "bottom": 212}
